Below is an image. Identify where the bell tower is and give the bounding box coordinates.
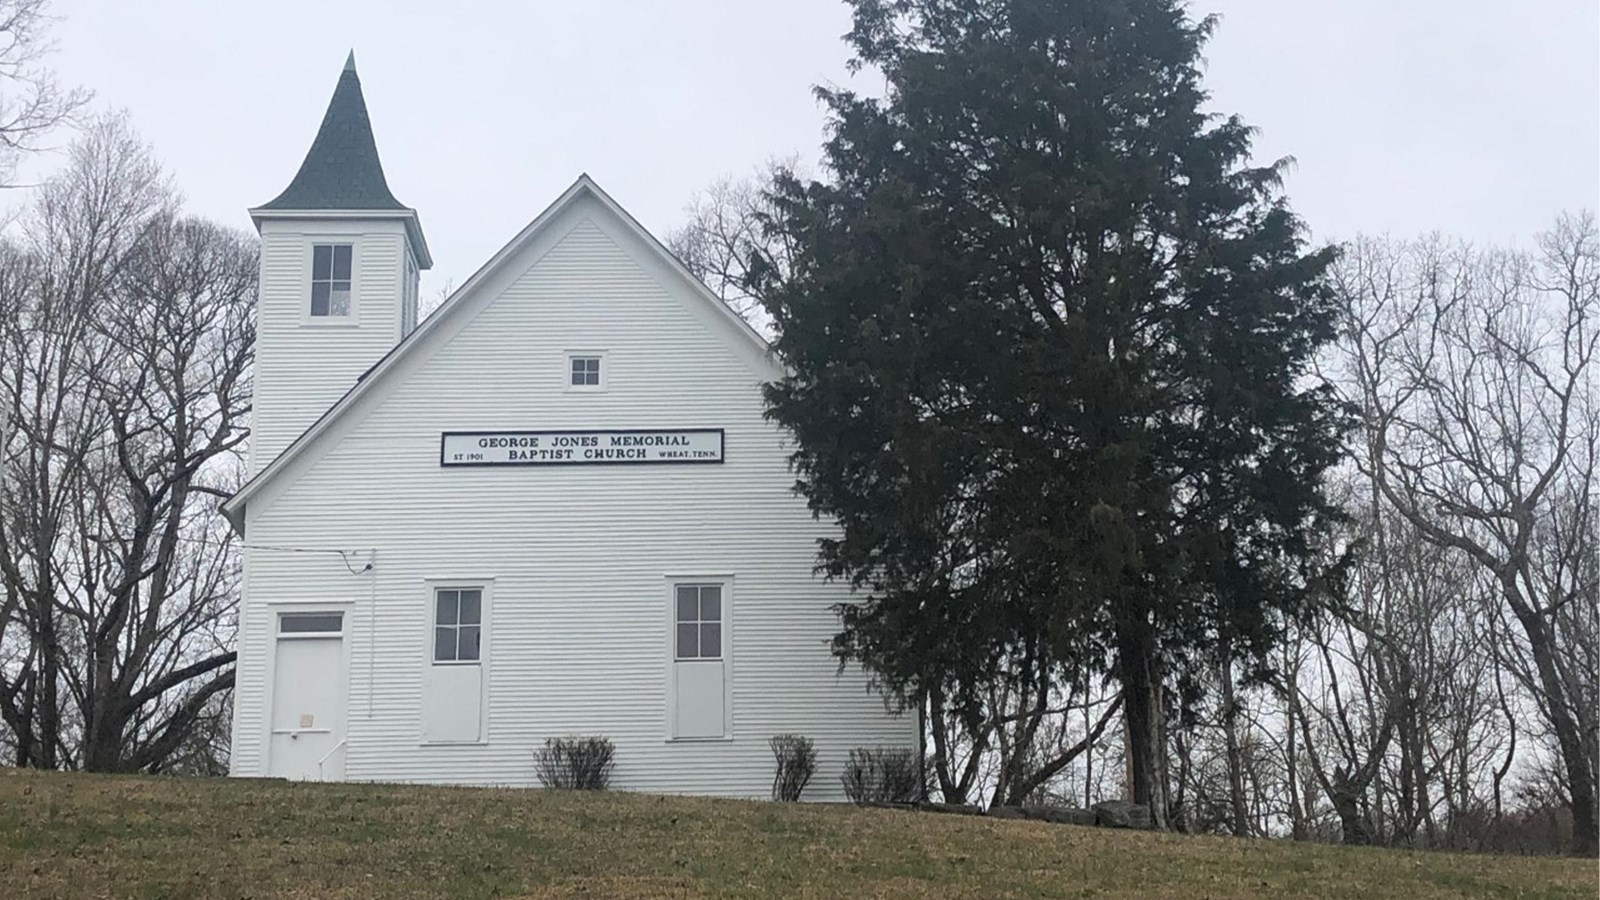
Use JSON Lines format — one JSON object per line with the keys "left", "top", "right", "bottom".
{"left": 247, "top": 52, "right": 431, "bottom": 475}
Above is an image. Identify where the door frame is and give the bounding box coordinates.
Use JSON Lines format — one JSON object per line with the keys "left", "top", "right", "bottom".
{"left": 262, "top": 601, "right": 354, "bottom": 779}
{"left": 418, "top": 577, "right": 494, "bottom": 746}
{"left": 662, "top": 574, "right": 734, "bottom": 742}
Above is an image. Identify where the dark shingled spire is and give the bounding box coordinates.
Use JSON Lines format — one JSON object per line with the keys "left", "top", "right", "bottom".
{"left": 259, "top": 52, "right": 408, "bottom": 211}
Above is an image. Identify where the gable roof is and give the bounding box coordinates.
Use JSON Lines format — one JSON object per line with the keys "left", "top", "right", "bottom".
{"left": 259, "top": 53, "right": 409, "bottom": 212}
{"left": 221, "top": 175, "right": 778, "bottom": 533}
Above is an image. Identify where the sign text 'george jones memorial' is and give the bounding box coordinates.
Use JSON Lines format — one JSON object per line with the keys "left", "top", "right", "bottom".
{"left": 441, "top": 429, "right": 725, "bottom": 466}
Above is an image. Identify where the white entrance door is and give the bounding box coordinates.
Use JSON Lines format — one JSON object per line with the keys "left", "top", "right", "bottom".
{"left": 671, "top": 583, "right": 728, "bottom": 739}
{"left": 268, "top": 611, "right": 346, "bottom": 780}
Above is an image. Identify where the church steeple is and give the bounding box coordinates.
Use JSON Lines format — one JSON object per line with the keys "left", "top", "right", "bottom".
{"left": 245, "top": 53, "right": 429, "bottom": 476}
{"left": 259, "top": 52, "right": 409, "bottom": 212}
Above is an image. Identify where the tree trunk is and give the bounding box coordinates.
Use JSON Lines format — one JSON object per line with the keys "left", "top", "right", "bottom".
{"left": 1117, "top": 614, "right": 1165, "bottom": 828}
{"left": 926, "top": 685, "right": 979, "bottom": 804}
{"left": 1395, "top": 690, "right": 1420, "bottom": 847}
{"left": 1332, "top": 776, "right": 1376, "bottom": 845}
{"left": 1508, "top": 584, "right": 1599, "bottom": 856}
{"left": 1220, "top": 650, "right": 1250, "bottom": 837}
{"left": 34, "top": 593, "right": 60, "bottom": 768}
{"left": 1285, "top": 698, "right": 1308, "bottom": 841}
{"left": 82, "top": 710, "right": 127, "bottom": 772}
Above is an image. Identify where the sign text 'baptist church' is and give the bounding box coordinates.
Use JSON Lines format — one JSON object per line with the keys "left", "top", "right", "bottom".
{"left": 441, "top": 429, "right": 725, "bottom": 467}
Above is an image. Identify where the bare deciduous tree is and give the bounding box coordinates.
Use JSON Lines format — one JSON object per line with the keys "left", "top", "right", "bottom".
{"left": 665, "top": 159, "right": 799, "bottom": 335}
{"left": 0, "top": 114, "right": 255, "bottom": 773}
{"left": 0, "top": 0, "right": 88, "bottom": 183}
{"left": 1335, "top": 217, "right": 1600, "bottom": 855}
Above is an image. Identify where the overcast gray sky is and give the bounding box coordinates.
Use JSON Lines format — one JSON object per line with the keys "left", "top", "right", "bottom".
{"left": 30, "top": 0, "right": 1600, "bottom": 299}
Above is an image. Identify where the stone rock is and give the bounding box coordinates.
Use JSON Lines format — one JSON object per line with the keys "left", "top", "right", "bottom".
{"left": 1092, "top": 799, "right": 1152, "bottom": 829}
{"left": 1015, "top": 805, "right": 1093, "bottom": 826}
{"left": 985, "top": 805, "right": 1098, "bottom": 826}
{"left": 919, "top": 802, "right": 983, "bottom": 816}
{"left": 1068, "top": 807, "right": 1098, "bottom": 827}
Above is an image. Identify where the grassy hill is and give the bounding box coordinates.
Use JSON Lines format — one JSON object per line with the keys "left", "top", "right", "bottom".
{"left": 0, "top": 769, "right": 1592, "bottom": 899}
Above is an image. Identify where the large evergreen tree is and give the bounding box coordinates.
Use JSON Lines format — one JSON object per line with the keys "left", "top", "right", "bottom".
{"left": 760, "top": 0, "right": 1348, "bottom": 820}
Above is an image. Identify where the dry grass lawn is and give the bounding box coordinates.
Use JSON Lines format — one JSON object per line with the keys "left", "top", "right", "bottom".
{"left": 0, "top": 768, "right": 1593, "bottom": 898}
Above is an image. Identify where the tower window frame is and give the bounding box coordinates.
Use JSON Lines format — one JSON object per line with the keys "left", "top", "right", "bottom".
{"left": 308, "top": 242, "right": 356, "bottom": 323}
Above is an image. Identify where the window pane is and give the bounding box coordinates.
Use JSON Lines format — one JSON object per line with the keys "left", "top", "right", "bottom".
{"left": 699, "top": 587, "right": 721, "bottom": 623}
{"left": 329, "top": 286, "right": 351, "bottom": 317}
{"left": 675, "top": 587, "right": 698, "bottom": 623}
{"left": 676, "top": 623, "right": 698, "bottom": 659}
{"left": 700, "top": 623, "right": 721, "bottom": 659}
{"left": 433, "top": 626, "right": 456, "bottom": 661}
{"left": 310, "top": 282, "right": 330, "bottom": 317}
{"left": 312, "top": 245, "right": 332, "bottom": 280}
{"left": 280, "top": 612, "right": 342, "bottom": 633}
{"left": 571, "top": 359, "right": 594, "bottom": 385}
{"left": 458, "top": 590, "right": 481, "bottom": 626}
{"left": 436, "top": 591, "right": 457, "bottom": 625}
{"left": 332, "top": 244, "right": 352, "bottom": 279}
{"left": 570, "top": 357, "right": 600, "bottom": 386}
{"left": 457, "top": 626, "right": 480, "bottom": 661}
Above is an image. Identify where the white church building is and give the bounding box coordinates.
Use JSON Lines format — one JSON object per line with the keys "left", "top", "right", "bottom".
{"left": 222, "top": 56, "right": 913, "bottom": 796}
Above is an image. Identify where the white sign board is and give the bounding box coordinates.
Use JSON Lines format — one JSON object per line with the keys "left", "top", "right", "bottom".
{"left": 441, "top": 429, "right": 724, "bottom": 467}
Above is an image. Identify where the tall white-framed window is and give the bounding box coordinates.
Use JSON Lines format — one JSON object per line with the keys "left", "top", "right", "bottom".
{"left": 309, "top": 243, "right": 354, "bottom": 319}
{"left": 668, "top": 577, "right": 730, "bottom": 740}
{"left": 432, "top": 586, "right": 483, "bottom": 663}
{"left": 674, "top": 584, "right": 722, "bottom": 660}
{"left": 564, "top": 350, "right": 607, "bottom": 392}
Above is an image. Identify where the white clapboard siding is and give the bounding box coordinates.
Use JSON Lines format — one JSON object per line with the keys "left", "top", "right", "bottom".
{"left": 229, "top": 193, "right": 915, "bottom": 798}
{"left": 249, "top": 219, "right": 407, "bottom": 474}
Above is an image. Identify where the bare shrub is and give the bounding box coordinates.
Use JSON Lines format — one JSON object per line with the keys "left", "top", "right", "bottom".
{"left": 534, "top": 737, "right": 614, "bottom": 790}
{"left": 769, "top": 734, "right": 817, "bottom": 802}
{"left": 841, "top": 747, "right": 920, "bottom": 804}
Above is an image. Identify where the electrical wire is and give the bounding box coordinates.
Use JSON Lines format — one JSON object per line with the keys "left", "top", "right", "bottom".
{"left": 165, "top": 533, "right": 375, "bottom": 576}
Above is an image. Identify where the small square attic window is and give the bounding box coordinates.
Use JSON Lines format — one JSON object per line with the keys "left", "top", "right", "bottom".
{"left": 566, "top": 352, "right": 606, "bottom": 391}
